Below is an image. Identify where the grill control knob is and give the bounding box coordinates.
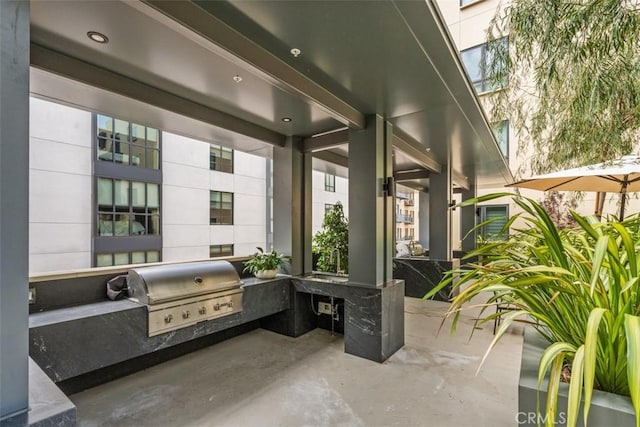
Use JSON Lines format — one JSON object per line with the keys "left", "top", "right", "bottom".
{"left": 182, "top": 310, "right": 191, "bottom": 319}
{"left": 214, "top": 303, "right": 220, "bottom": 311}
{"left": 199, "top": 307, "right": 207, "bottom": 315}
{"left": 164, "top": 314, "right": 173, "bottom": 324}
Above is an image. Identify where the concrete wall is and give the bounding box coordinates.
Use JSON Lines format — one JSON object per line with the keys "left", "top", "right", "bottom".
{"left": 29, "top": 98, "right": 92, "bottom": 274}
{"left": 162, "top": 132, "right": 211, "bottom": 261}
{"left": 225, "top": 151, "right": 267, "bottom": 256}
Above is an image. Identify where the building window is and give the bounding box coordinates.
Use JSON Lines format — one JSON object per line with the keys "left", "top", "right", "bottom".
{"left": 478, "top": 205, "right": 509, "bottom": 239}
{"left": 210, "top": 244, "right": 234, "bottom": 258}
{"left": 210, "top": 191, "right": 233, "bottom": 225}
{"left": 460, "top": 0, "right": 484, "bottom": 7}
{"left": 492, "top": 120, "right": 509, "bottom": 159}
{"left": 324, "top": 204, "right": 334, "bottom": 216}
{"left": 97, "top": 178, "right": 160, "bottom": 236}
{"left": 460, "top": 37, "right": 508, "bottom": 93}
{"left": 324, "top": 173, "right": 336, "bottom": 192}
{"left": 96, "top": 114, "right": 160, "bottom": 169}
{"left": 210, "top": 144, "right": 233, "bottom": 173}
{"left": 96, "top": 250, "right": 160, "bottom": 267}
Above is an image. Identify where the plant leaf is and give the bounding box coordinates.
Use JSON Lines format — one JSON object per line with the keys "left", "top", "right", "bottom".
{"left": 589, "top": 236, "right": 608, "bottom": 297}
{"left": 538, "top": 342, "right": 576, "bottom": 427}
{"left": 583, "top": 307, "right": 606, "bottom": 423}
{"left": 567, "top": 345, "right": 585, "bottom": 427}
{"left": 476, "top": 309, "right": 528, "bottom": 375}
{"left": 624, "top": 314, "right": 640, "bottom": 427}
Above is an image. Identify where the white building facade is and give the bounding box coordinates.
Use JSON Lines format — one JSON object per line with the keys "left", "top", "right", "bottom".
{"left": 311, "top": 170, "right": 349, "bottom": 236}
{"left": 28, "top": 97, "right": 356, "bottom": 274}
{"left": 437, "top": 0, "right": 640, "bottom": 228}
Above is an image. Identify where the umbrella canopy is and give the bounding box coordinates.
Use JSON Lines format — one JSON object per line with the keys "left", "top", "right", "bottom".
{"left": 507, "top": 155, "right": 640, "bottom": 219}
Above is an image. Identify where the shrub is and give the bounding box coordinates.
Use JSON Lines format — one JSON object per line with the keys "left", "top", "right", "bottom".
{"left": 426, "top": 193, "right": 640, "bottom": 427}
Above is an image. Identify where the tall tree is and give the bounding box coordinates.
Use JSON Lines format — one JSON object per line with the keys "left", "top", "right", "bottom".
{"left": 486, "top": 0, "right": 640, "bottom": 215}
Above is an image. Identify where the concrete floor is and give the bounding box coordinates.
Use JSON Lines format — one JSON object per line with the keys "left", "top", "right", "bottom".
{"left": 70, "top": 297, "right": 524, "bottom": 427}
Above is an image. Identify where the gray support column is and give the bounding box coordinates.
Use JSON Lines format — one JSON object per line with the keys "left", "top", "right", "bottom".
{"left": 0, "top": 0, "right": 30, "bottom": 420}
{"left": 348, "top": 115, "right": 393, "bottom": 286}
{"left": 460, "top": 183, "right": 477, "bottom": 253}
{"left": 272, "top": 137, "right": 312, "bottom": 275}
{"left": 265, "top": 158, "right": 273, "bottom": 249}
{"left": 429, "top": 159, "right": 452, "bottom": 260}
{"left": 418, "top": 190, "right": 430, "bottom": 249}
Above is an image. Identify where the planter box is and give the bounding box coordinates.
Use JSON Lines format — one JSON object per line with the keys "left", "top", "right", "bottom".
{"left": 519, "top": 327, "right": 635, "bottom": 426}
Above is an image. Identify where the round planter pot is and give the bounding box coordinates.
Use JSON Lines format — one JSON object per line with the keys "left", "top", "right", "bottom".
{"left": 254, "top": 269, "right": 277, "bottom": 279}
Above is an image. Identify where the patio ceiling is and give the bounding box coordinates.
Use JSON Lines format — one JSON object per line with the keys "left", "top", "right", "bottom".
{"left": 29, "top": 0, "right": 512, "bottom": 188}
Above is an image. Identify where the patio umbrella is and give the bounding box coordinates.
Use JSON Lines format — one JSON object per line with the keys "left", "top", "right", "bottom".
{"left": 507, "top": 155, "right": 640, "bottom": 220}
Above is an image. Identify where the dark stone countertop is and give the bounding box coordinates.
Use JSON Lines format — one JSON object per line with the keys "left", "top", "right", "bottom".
{"left": 392, "top": 257, "right": 458, "bottom": 300}
{"left": 29, "top": 277, "right": 291, "bottom": 383}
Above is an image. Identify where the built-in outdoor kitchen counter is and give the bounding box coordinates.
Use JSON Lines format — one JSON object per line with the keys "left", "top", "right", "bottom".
{"left": 28, "top": 263, "right": 290, "bottom": 393}
{"left": 268, "top": 275, "right": 405, "bottom": 363}
{"left": 392, "top": 256, "right": 460, "bottom": 301}
{"left": 28, "top": 261, "right": 405, "bottom": 395}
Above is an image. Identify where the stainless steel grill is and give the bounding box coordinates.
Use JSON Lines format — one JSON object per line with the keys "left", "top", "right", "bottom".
{"left": 128, "top": 260, "right": 243, "bottom": 337}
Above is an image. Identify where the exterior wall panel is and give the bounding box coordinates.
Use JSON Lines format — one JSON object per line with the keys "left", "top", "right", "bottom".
{"left": 209, "top": 226, "right": 234, "bottom": 245}
{"left": 29, "top": 99, "right": 93, "bottom": 274}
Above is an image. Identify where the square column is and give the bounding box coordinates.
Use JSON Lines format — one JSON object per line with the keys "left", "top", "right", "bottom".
{"left": 347, "top": 115, "right": 394, "bottom": 286}
{"left": 0, "top": 0, "right": 30, "bottom": 421}
{"left": 418, "top": 190, "right": 430, "bottom": 248}
{"left": 345, "top": 116, "right": 403, "bottom": 361}
{"left": 460, "top": 183, "right": 477, "bottom": 253}
{"left": 272, "top": 136, "right": 313, "bottom": 275}
{"left": 429, "top": 158, "right": 452, "bottom": 260}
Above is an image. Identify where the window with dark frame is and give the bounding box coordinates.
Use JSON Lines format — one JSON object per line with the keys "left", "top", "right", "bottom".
{"left": 460, "top": 37, "right": 508, "bottom": 93}
{"left": 324, "top": 204, "right": 334, "bottom": 217}
{"left": 478, "top": 204, "right": 509, "bottom": 240}
{"left": 96, "top": 250, "right": 160, "bottom": 267}
{"left": 324, "top": 173, "right": 336, "bottom": 192}
{"left": 97, "top": 178, "right": 160, "bottom": 237}
{"left": 210, "top": 144, "right": 233, "bottom": 173}
{"left": 210, "top": 244, "right": 234, "bottom": 258}
{"left": 460, "top": 0, "right": 484, "bottom": 7}
{"left": 96, "top": 114, "right": 160, "bottom": 169}
{"left": 210, "top": 191, "right": 234, "bottom": 225}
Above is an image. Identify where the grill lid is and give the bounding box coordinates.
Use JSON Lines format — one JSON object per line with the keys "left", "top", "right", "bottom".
{"left": 127, "top": 260, "right": 242, "bottom": 305}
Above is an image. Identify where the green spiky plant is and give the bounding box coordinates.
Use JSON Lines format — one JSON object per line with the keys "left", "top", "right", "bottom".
{"left": 426, "top": 193, "right": 640, "bottom": 427}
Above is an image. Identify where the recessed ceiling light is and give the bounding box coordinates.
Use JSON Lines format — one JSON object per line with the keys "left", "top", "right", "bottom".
{"left": 290, "top": 48, "right": 301, "bottom": 58}
{"left": 281, "top": 117, "right": 292, "bottom": 123}
{"left": 87, "top": 31, "right": 109, "bottom": 44}
{"left": 233, "top": 75, "right": 243, "bottom": 83}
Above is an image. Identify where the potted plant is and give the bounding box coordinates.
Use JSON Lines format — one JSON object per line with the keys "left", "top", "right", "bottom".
{"left": 243, "top": 247, "right": 290, "bottom": 279}
{"left": 312, "top": 202, "right": 349, "bottom": 274}
{"left": 426, "top": 193, "right": 640, "bottom": 427}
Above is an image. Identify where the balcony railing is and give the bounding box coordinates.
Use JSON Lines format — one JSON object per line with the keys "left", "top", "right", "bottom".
{"left": 396, "top": 214, "right": 414, "bottom": 224}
